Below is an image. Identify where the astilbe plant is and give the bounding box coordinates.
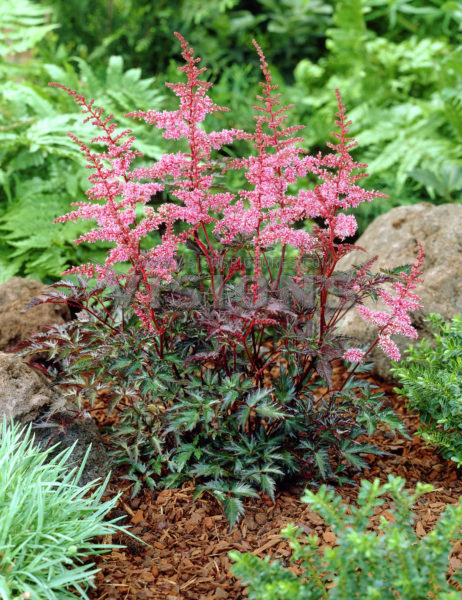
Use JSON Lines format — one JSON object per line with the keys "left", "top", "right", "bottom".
{"left": 23, "top": 33, "right": 425, "bottom": 525}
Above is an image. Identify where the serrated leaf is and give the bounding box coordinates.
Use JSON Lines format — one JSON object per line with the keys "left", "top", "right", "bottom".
{"left": 315, "top": 359, "right": 333, "bottom": 385}
{"left": 111, "top": 358, "right": 133, "bottom": 370}
{"left": 231, "top": 483, "right": 259, "bottom": 498}
{"left": 259, "top": 473, "right": 276, "bottom": 501}
{"left": 255, "top": 402, "right": 287, "bottom": 421}
{"left": 222, "top": 495, "right": 245, "bottom": 529}
{"left": 313, "top": 449, "right": 330, "bottom": 479}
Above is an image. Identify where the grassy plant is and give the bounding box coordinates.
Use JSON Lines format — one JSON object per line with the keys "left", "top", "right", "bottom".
{"left": 0, "top": 418, "right": 133, "bottom": 600}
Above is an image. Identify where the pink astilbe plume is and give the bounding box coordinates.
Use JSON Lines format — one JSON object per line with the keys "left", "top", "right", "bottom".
{"left": 216, "top": 40, "right": 314, "bottom": 293}
{"left": 48, "top": 82, "right": 167, "bottom": 342}
{"left": 49, "top": 85, "right": 164, "bottom": 279}
{"left": 127, "top": 33, "right": 246, "bottom": 271}
{"left": 216, "top": 51, "right": 387, "bottom": 300}
{"left": 343, "top": 348, "right": 366, "bottom": 364}
{"left": 298, "top": 90, "right": 387, "bottom": 262}
{"left": 356, "top": 243, "right": 425, "bottom": 360}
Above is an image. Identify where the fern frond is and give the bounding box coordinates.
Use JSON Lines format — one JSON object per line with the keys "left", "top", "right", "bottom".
{"left": 0, "top": 0, "right": 57, "bottom": 58}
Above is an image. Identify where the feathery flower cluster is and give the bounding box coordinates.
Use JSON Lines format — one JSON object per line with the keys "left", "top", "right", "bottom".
{"left": 343, "top": 348, "right": 366, "bottom": 364}
{"left": 126, "top": 33, "right": 248, "bottom": 283}
{"left": 49, "top": 84, "right": 166, "bottom": 283}
{"left": 297, "top": 90, "right": 387, "bottom": 248}
{"left": 355, "top": 243, "right": 425, "bottom": 361}
{"left": 216, "top": 41, "right": 311, "bottom": 266}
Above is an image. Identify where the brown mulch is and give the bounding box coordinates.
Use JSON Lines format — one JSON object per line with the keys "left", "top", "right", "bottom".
{"left": 82, "top": 370, "right": 462, "bottom": 600}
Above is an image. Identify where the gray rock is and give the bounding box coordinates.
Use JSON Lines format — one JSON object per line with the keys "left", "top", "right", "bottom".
{"left": 30, "top": 405, "right": 110, "bottom": 487}
{"left": 0, "top": 352, "right": 110, "bottom": 486}
{"left": 0, "top": 351, "right": 53, "bottom": 422}
{"left": 0, "top": 277, "right": 109, "bottom": 487}
{"left": 337, "top": 202, "right": 462, "bottom": 380}
{"left": 0, "top": 276, "right": 70, "bottom": 351}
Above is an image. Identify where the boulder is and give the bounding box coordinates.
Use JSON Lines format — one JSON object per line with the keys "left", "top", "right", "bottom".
{"left": 0, "top": 351, "right": 110, "bottom": 486}
{"left": 30, "top": 404, "right": 110, "bottom": 487}
{"left": 337, "top": 202, "right": 462, "bottom": 380}
{"left": 0, "top": 279, "right": 109, "bottom": 486}
{"left": 0, "top": 351, "right": 53, "bottom": 422}
{"left": 0, "top": 277, "right": 70, "bottom": 351}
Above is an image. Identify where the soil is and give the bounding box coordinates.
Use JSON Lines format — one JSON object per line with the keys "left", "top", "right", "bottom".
{"left": 77, "top": 366, "right": 462, "bottom": 600}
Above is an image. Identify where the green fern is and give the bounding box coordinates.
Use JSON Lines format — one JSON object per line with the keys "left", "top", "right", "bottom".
{"left": 0, "top": 0, "right": 57, "bottom": 58}
{"left": 292, "top": 2, "right": 462, "bottom": 232}
{"left": 0, "top": 42, "right": 164, "bottom": 282}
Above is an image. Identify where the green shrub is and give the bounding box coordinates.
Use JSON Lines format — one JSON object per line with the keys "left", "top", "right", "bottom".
{"left": 391, "top": 313, "right": 462, "bottom": 466}
{"left": 0, "top": 418, "right": 133, "bottom": 600}
{"left": 231, "top": 475, "right": 462, "bottom": 599}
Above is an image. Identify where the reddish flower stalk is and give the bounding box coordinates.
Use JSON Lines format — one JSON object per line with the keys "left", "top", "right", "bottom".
{"left": 345, "top": 242, "right": 425, "bottom": 363}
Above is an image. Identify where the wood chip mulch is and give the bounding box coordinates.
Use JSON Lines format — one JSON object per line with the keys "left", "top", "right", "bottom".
{"left": 82, "top": 371, "right": 462, "bottom": 600}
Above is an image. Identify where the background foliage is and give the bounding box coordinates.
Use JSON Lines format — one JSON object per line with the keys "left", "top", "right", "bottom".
{"left": 1, "top": 0, "right": 461, "bottom": 283}
{"left": 291, "top": 0, "right": 462, "bottom": 230}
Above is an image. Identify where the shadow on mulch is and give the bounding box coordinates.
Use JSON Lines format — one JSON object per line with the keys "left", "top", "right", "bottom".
{"left": 83, "top": 373, "right": 461, "bottom": 600}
